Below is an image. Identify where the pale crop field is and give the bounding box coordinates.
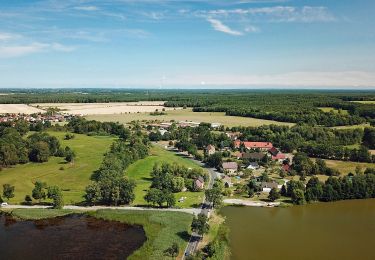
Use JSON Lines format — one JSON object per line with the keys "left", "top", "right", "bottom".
{"left": 0, "top": 104, "right": 45, "bottom": 114}
{"left": 33, "top": 101, "right": 178, "bottom": 115}
{"left": 86, "top": 108, "right": 295, "bottom": 127}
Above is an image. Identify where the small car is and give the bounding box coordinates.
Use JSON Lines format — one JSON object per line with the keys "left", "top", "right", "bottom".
{"left": 1, "top": 202, "right": 8, "bottom": 207}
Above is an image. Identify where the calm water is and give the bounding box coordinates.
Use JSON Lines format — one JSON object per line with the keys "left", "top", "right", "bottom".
{"left": 221, "top": 199, "right": 375, "bottom": 260}
{"left": 0, "top": 214, "right": 146, "bottom": 260}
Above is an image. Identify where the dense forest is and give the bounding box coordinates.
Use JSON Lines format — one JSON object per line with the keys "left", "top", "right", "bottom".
{"left": 1, "top": 89, "right": 375, "bottom": 126}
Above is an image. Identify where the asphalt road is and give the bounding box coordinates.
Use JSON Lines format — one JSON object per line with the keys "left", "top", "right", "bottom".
{"left": 153, "top": 144, "right": 220, "bottom": 259}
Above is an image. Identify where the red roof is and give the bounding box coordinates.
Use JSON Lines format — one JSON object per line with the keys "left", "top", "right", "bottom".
{"left": 234, "top": 140, "right": 273, "bottom": 149}
{"left": 282, "top": 164, "right": 291, "bottom": 172}
{"left": 272, "top": 153, "right": 286, "bottom": 160}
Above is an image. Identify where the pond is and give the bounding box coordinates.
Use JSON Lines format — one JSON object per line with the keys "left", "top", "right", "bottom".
{"left": 221, "top": 199, "right": 375, "bottom": 260}
{"left": 0, "top": 214, "right": 146, "bottom": 260}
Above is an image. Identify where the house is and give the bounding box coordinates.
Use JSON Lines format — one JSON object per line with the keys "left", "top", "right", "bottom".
{"left": 222, "top": 162, "right": 238, "bottom": 175}
{"left": 247, "top": 162, "right": 260, "bottom": 170}
{"left": 268, "top": 147, "right": 279, "bottom": 156}
{"left": 205, "top": 144, "right": 216, "bottom": 156}
{"left": 233, "top": 151, "right": 242, "bottom": 159}
{"left": 261, "top": 181, "right": 278, "bottom": 192}
{"left": 272, "top": 153, "right": 286, "bottom": 162}
{"left": 211, "top": 122, "right": 221, "bottom": 128}
{"left": 222, "top": 175, "right": 233, "bottom": 188}
{"left": 242, "top": 152, "right": 266, "bottom": 161}
{"left": 282, "top": 164, "right": 291, "bottom": 173}
{"left": 226, "top": 132, "right": 240, "bottom": 140}
{"left": 195, "top": 177, "right": 205, "bottom": 190}
{"left": 234, "top": 141, "right": 273, "bottom": 151}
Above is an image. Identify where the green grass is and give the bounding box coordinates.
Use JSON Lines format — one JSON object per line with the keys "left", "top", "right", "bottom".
{"left": 85, "top": 108, "right": 295, "bottom": 127}
{"left": 323, "top": 159, "right": 375, "bottom": 175}
{"left": 126, "top": 145, "right": 204, "bottom": 208}
{"left": 331, "top": 123, "right": 371, "bottom": 130}
{"left": 89, "top": 209, "right": 193, "bottom": 260}
{"left": 2, "top": 208, "right": 77, "bottom": 220}
{"left": 318, "top": 107, "right": 349, "bottom": 115}
{"left": 0, "top": 131, "right": 115, "bottom": 204}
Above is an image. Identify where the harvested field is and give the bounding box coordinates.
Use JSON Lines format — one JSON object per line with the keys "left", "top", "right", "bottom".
{"left": 0, "top": 104, "right": 45, "bottom": 114}
{"left": 86, "top": 108, "right": 295, "bottom": 127}
{"left": 33, "top": 101, "right": 178, "bottom": 115}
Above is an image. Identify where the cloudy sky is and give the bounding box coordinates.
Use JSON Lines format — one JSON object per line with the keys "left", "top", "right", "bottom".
{"left": 0, "top": 0, "right": 374, "bottom": 88}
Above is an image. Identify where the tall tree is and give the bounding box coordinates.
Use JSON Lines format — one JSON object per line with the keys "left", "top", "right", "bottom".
{"left": 2, "top": 184, "right": 15, "bottom": 201}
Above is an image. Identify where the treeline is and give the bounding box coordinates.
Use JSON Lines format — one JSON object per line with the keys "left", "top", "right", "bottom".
{"left": 0, "top": 127, "right": 69, "bottom": 167}
{"left": 84, "top": 136, "right": 149, "bottom": 206}
{"left": 233, "top": 124, "right": 375, "bottom": 163}
{"left": 282, "top": 170, "right": 375, "bottom": 204}
{"left": 67, "top": 118, "right": 130, "bottom": 138}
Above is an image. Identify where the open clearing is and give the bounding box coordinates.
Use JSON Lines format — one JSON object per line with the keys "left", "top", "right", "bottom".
{"left": 0, "top": 104, "right": 44, "bottom": 114}
{"left": 0, "top": 131, "right": 115, "bottom": 204}
{"left": 324, "top": 159, "right": 375, "bottom": 174}
{"left": 350, "top": 101, "right": 375, "bottom": 104}
{"left": 318, "top": 107, "right": 348, "bottom": 115}
{"left": 86, "top": 108, "right": 295, "bottom": 127}
{"left": 126, "top": 145, "right": 205, "bottom": 208}
{"left": 33, "top": 101, "right": 178, "bottom": 115}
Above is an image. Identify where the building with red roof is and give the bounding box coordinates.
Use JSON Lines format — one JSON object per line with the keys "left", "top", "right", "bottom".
{"left": 234, "top": 140, "right": 273, "bottom": 151}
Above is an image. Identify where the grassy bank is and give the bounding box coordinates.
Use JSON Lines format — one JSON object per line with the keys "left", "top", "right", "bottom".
{"left": 127, "top": 145, "right": 204, "bottom": 208}
{"left": 0, "top": 131, "right": 115, "bottom": 204}
{"left": 90, "top": 210, "right": 193, "bottom": 260}
{"left": 85, "top": 108, "right": 295, "bottom": 128}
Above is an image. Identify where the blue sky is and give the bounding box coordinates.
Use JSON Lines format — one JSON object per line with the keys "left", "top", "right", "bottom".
{"left": 0, "top": 0, "right": 374, "bottom": 88}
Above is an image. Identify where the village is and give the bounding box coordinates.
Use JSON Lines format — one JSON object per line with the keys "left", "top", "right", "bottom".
{"left": 145, "top": 119, "right": 295, "bottom": 205}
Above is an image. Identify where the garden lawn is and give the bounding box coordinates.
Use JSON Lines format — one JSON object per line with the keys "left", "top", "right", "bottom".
{"left": 126, "top": 145, "right": 204, "bottom": 208}
{"left": 0, "top": 131, "right": 115, "bottom": 204}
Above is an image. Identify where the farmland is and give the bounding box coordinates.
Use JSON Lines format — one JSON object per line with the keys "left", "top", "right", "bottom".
{"left": 0, "top": 104, "right": 44, "bottom": 114}
{"left": 86, "top": 108, "right": 295, "bottom": 127}
{"left": 33, "top": 101, "right": 177, "bottom": 115}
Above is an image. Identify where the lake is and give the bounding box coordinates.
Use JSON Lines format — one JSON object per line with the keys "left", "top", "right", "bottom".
{"left": 221, "top": 199, "right": 375, "bottom": 260}
{"left": 0, "top": 214, "right": 146, "bottom": 260}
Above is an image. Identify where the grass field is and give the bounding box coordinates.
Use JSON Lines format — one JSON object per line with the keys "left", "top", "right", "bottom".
{"left": 350, "top": 101, "right": 375, "bottom": 104}
{"left": 3, "top": 208, "right": 193, "bottom": 260}
{"left": 318, "top": 107, "right": 349, "bottom": 115}
{"left": 85, "top": 108, "right": 295, "bottom": 127}
{"left": 0, "top": 131, "right": 115, "bottom": 204}
{"left": 331, "top": 123, "right": 371, "bottom": 130}
{"left": 127, "top": 145, "right": 205, "bottom": 208}
{"left": 323, "top": 159, "right": 375, "bottom": 175}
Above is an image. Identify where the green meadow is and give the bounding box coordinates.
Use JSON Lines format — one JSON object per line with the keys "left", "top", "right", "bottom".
{"left": 0, "top": 131, "right": 115, "bottom": 204}
{"left": 127, "top": 145, "right": 205, "bottom": 208}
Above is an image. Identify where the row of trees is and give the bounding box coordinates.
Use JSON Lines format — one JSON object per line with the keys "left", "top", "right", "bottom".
{"left": 0, "top": 126, "right": 76, "bottom": 167}
{"left": 281, "top": 169, "right": 375, "bottom": 204}
{"left": 84, "top": 136, "right": 149, "bottom": 206}
{"left": 0, "top": 182, "right": 64, "bottom": 209}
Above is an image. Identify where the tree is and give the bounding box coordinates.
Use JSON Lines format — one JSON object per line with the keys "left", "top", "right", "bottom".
{"left": 47, "top": 185, "right": 64, "bottom": 209}
{"left": 2, "top": 184, "right": 15, "bottom": 201}
{"left": 65, "top": 146, "right": 76, "bottom": 164}
{"left": 280, "top": 184, "right": 287, "bottom": 197}
{"left": 191, "top": 213, "right": 209, "bottom": 235}
{"left": 84, "top": 182, "right": 102, "bottom": 205}
{"left": 206, "top": 152, "right": 222, "bottom": 169}
{"left": 29, "top": 141, "right": 50, "bottom": 162}
{"left": 164, "top": 191, "right": 176, "bottom": 208}
{"left": 171, "top": 177, "right": 185, "bottom": 192}
{"left": 164, "top": 242, "right": 179, "bottom": 258}
{"left": 24, "top": 195, "right": 33, "bottom": 205}
{"left": 268, "top": 188, "right": 280, "bottom": 202}
{"left": 291, "top": 189, "right": 306, "bottom": 205}
{"left": 32, "top": 181, "right": 47, "bottom": 203}
{"left": 144, "top": 188, "right": 164, "bottom": 207}
{"left": 305, "top": 176, "right": 323, "bottom": 202}
{"left": 205, "top": 187, "right": 223, "bottom": 208}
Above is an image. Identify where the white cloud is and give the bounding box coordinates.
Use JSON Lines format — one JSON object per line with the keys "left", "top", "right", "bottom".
{"left": 207, "top": 18, "right": 243, "bottom": 36}
{"left": 0, "top": 42, "right": 75, "bottom": 58}
{"left": 201, "top": 6, "right": 335, "bottom": 23}
{"left": 74, "top": 6, "right": 99, "bottom": 11}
